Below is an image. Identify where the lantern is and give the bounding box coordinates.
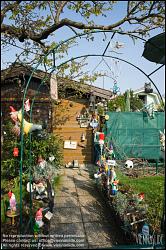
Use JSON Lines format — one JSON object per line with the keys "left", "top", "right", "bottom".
{"left": 13, "top": 147, "right": 19, "bottom": 157}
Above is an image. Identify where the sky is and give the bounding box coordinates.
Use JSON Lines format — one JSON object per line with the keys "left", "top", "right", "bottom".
{"left": 1, "top": 1, "right": 165, "bottom": 96}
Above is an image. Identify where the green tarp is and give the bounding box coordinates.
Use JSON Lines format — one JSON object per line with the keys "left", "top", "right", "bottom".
{"left": 103, "top": 112, "right": 165, "bottom": 160}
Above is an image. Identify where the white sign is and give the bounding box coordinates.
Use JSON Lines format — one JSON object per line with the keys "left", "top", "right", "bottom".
{"left": 80, "top": 122, "right": 89, "bottom": 128}
{"left": 50, "top": 74, "right": 58, "bottom": 100}
{"left": 64, "top": 140, "right": 77, "bottom": 149}
{"left": 107, "top": 160, "right": 116, "bottom": 166}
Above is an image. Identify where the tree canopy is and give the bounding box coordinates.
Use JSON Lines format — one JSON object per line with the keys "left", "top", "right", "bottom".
{"left": 1, "top": 1, "right": 165, "bottom": 78}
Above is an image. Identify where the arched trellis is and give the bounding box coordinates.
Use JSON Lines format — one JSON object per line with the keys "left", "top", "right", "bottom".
{"left": 19, "top": 30, "right": 164, "bottom": 234}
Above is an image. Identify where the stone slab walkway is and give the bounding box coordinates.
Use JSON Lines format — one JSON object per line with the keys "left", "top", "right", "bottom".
{"left": 49, "top": 168, "right": 127, "bottom": 249}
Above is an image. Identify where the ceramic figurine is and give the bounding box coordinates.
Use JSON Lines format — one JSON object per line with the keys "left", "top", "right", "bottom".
{"left": 9, "top": 106, "right": 46, "bottom": 136}
{"left": 111, "top": 180, "right": 119, "bottom": 195}
{"left": 35, "top": 208, "right": 44, "bottom": 228}
{"left": 8, "top": 191, "right": 17, "bottom": 213}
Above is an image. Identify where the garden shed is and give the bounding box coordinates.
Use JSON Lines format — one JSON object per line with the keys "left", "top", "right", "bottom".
{"left": 1, "top": 63, "right": 113, "bottom": 165}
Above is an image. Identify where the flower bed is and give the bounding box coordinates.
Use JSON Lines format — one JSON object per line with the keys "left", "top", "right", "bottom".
{"left": 93, "top": 165, "right": 164, "bottom": 241}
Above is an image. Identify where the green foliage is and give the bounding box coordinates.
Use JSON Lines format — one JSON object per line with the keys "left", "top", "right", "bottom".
{"left": 1, "top": 121, "right": 64, "bottom": 179}
{"left": 112, "top": 191, "right": 128, "bottom": 216}
{"left": 108, "top": 95, "right": 126, "bottom": 111}
{"left": 108, "top": 90, "right": 144, "bottom": 112}
{"left": 128, "top": 90, "right": 144, "bottom": 111}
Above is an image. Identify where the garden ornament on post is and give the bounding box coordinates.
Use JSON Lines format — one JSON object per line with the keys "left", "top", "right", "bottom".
{"left": 9, "top": 106, "right": 47, "bottom": 136}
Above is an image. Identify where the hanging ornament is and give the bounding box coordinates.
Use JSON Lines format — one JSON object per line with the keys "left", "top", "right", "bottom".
{"left": 114, "top": 41, "right": 125, "bottom": 49}
{"left": 13, "top": 147, "right": 19, "bottom": 157}
{"left": 81, "top": 133, "right": 85, "bottom": 142}
{"left": 112, "top": 81, "right": 120, "bottom": 95}
{"left": 24, "top": 99, "right": 30, "bottom": 112}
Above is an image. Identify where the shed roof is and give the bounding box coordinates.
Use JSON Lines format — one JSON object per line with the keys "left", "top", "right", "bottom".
{"left": 1, "top": 63, "right": 113, "bottom": 100}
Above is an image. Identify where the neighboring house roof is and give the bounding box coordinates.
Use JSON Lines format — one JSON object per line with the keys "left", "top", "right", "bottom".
{"left": 1, "top": 63, "right": 113, "bottom": 100}
{"left": 133, "top": 87, "right": 165, "bottom": 111}
{"left": 133, "top": 87, "right": 159, "bottom": 96}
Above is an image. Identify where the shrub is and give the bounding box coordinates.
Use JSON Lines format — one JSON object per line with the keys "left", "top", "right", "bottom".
{"left": 1, "top": 121, "right": 64, "bottom": 179}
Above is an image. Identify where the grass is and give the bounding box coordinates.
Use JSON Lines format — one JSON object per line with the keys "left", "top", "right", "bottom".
{"left": 53, "top": 174, "right": 61, "bottom": 189}
{"left": 116, "top": 168, "right": 165, "bottom": 233}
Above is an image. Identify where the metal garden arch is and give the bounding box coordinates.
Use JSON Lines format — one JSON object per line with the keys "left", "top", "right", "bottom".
{"left": 18, "top": 30, "right": 165, "bottom": 234}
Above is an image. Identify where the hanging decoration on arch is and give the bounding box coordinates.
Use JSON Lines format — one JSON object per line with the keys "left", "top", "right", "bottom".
{"left": 112, "top": 81, "right": 120, "bottom": 95}
{"left": 24, "top": 99, "right": 31, "bottom": 112}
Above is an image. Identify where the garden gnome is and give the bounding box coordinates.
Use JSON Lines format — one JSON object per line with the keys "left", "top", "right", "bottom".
{"left": 9, "top": 106, "right": 46, "bottom": 136}
{"left": 8, "top": 191, "right": 17, "bottom": 213}
{"left": 35, "top": 208, "right": 44, "bottom": 228}
{"left": 111, "top": 180, "right": 119, "bottom": 195}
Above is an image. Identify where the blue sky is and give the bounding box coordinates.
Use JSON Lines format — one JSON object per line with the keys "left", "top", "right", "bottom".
{"left": 1, "top": 1, "right": 165, "bottom": 95}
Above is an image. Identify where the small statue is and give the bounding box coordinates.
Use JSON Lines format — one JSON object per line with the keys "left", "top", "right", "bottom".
{"left": 35, "top": 208, "right": 44, "bottom": 228}
{"left": 111, "top": 180, "right": 119, "bottom": 195}
{"left": 9, "top": 106, "right": 47, "bottom": 136}
{"left": 8, "top": 191, "right": 17, "bottom": 213}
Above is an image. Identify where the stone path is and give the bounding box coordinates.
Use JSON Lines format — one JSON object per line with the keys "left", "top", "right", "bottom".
{"left": 49, "top": 167, "right": 127, "bottom": 249}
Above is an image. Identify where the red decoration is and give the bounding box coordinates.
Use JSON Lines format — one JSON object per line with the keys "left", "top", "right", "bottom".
{"left": 138, "top": 192, "right": 144, "bottom": 200}
{"left": 10, "top": 106, "right": 17, "bottom": 113}
{"left": 8, "top": 191, "right": 12, "bottom": 199}
{"left": 99, "top": 133, "right": 105, "bottom": 140}
{"left": 13, "top": 147, "right": 19, "bottom": 157}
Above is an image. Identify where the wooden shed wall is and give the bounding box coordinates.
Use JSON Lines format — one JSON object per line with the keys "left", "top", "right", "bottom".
{"left": 52, "top": 99, "right": 94, "bottom": 164}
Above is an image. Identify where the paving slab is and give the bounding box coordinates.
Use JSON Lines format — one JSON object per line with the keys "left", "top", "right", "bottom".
{"left": 79, "top": 196, "right": 105, "bottom": 208}
{"left": 76, "top": 186, "right": 99, "bottom": 197}
{"left": 53, "top": 207, "right": 82, "bottom": 223}
{"left": 74, "top": 175, "right": 89, "bottom": 181}
{"left": 84, "top": 221, "right": 126, "bottom": 246}
{"left": 59, "top": 175, "right": 74, "bottom": 182}
{"left": 84, "top": 222, "right": 114, "bottom": 246}
{"left": 55, "top": 187, "right": 77, "bottom": 197}
{"left": 49, "top": 223, "right": 88, "bottom": 249}
{"left": 55, "top": 196, "right": 79, "bottom": 208}
{"left": 50, "top": 167, "right": 127, "bottom": 248}
{"left": 80, "top": 205, "right": 110, "bottom": 223}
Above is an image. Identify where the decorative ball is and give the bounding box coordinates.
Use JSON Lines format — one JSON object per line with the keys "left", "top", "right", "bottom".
{"left": 125, "top": 160, "right": 133, "bottom": 169}
{"left": 105, "top": 115, "right": 109, "bottom": 120}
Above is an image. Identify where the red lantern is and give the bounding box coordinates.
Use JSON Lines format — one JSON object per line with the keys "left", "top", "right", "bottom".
{"left": 13, "top": 147, "right": 19, "bottom": 157}
{"left": 99, "top": 133, "right": 105, "bottom": 140}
